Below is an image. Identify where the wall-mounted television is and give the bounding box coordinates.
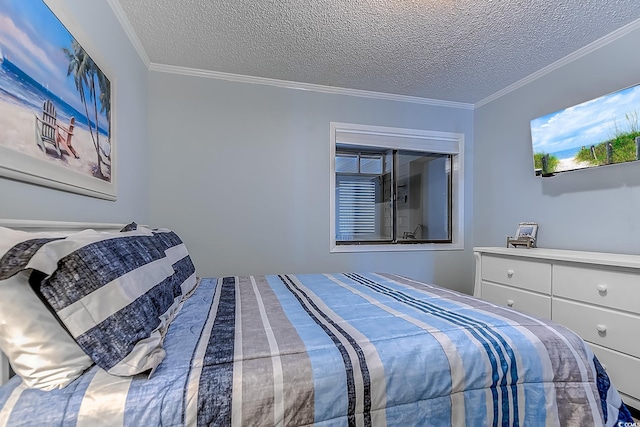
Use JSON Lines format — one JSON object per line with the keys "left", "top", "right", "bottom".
{"left": 530, "top": 83, "right": 640, "bottom": 176}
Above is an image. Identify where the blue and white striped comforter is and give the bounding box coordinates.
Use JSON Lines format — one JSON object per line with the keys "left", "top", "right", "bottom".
{"left": 0, "top": 273, "right": 632, "bottom": 426}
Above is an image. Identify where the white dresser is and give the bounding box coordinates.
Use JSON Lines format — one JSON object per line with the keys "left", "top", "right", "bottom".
{"left": 474, "top": 247, "right": 640, "bottom": 410}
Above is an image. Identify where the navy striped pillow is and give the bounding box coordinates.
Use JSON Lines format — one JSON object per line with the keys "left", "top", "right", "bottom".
{"left": 30, "top": 227, "right": 197, "bottom": 376}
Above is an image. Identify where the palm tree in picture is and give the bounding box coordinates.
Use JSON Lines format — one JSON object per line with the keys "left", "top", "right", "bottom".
{"left": 97, "top": 70, "right": 111, "bottom": 162}
{"left": 63, "top": 40, "right": 111, "bottom": 180}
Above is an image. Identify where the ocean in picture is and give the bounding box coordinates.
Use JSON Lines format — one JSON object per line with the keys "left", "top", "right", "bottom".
{"left": 549, "top": 146, "right": 582, "bottom": 160}
{"left": 0, "top": 55, "right": 108, "bottom": 140}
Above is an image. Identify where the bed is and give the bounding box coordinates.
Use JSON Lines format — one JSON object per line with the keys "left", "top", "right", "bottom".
{"left": 0, "top": 220, "right": 633, "bottom": 426}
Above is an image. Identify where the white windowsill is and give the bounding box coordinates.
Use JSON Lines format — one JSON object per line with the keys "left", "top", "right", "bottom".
{"left": 330, "top": 242, "right": 464, "bottom": 253}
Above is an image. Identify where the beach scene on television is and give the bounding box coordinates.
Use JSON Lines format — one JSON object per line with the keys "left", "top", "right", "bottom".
{"left": 530, "top": 83, "right": 640, "bottom": 176}
{"left": 0, "top": 0, "right": 111, "bottom": 182}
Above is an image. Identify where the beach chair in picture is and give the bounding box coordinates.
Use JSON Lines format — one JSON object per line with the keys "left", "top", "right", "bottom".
{"left": 34, "top": 100, "right": 61, "bottom": 157}
{"left": 57, "top": 117, "right": 79, "bottom": 159}
{"left": 34, "top": 100, "right": 79, "bottom": 159}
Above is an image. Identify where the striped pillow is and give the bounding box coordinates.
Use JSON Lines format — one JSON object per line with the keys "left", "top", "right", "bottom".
{"left": 29, "top": 227, "right": 197, "bottom": 376}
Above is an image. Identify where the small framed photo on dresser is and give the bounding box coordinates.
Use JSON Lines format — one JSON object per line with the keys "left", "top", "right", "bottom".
{"left": 516, "top": 222, "right": 538, "bottom": 241}
{"left": 507, "top": 222, "right": 539, "bottom": 248}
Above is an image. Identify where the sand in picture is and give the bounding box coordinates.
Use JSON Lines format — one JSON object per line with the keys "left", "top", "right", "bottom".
{"left": 0, "top": 98, "right": 110, "bottom": 181}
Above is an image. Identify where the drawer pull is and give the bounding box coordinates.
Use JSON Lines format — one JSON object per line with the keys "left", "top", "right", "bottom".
{"left": 596, "top": 284, "right": 608, "bottom": 294}
{"left": 506, "top": 269, "right": 514, "bottom": 278}
{"left": 596, "top": 324, "right": 607, "bottom": 333}
{"left": 506, "top": 299, "right": 514, "bottom": 307}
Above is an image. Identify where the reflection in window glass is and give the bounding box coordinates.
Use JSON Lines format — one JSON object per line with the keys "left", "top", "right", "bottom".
{"left": 360, "top": 155, "right": 383, "bottom": 174}
{"left": 335, "top": 148, "right": 451, "bottom": 244}
{"left": 396, "top": 151, "right": 451, "bottom": 242}
{"left": 335, "top": 154, "right": 358, "bottom": 173}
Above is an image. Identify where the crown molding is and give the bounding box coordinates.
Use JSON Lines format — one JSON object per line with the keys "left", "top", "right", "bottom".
{"left": 106, "top": 0, "right": 150, "bottom": 68}
{"left": 148, "top": 62, "right": 473, "bottom": 109}
{"left": 475, "top": 17, "right": 640, "bottom": 108}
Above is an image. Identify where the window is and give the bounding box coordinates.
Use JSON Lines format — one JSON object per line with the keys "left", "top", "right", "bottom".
{"left": 330, "top": 122, "right": 464, "bottom": 252}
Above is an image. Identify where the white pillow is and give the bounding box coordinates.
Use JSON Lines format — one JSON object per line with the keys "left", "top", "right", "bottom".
{"left": 0, "top": 272, "right": 93, "bottom": 390}
{"left": 0, "top": 227, "right": 93, "bottom": 390}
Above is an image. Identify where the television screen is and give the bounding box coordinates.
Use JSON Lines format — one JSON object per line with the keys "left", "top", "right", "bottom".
{"left": 530, "top": 84, "right": 640, "bottom": 176}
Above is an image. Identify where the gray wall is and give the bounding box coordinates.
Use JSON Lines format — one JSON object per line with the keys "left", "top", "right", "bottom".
{"left": 474, "top": 25, "right": 640, "bottom": 254}
{"left": 148, "top": 72, "right": 476, "bottom": 293}
{"left": 0, "top": 0, "right": 149, "bottom": 225}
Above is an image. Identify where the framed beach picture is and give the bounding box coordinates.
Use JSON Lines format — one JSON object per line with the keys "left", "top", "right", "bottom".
{"left": 0, "top": 0, "right": 115, "bottom": 200}
{"left": 530, "top": 83, "right": 640, "bottom": 176}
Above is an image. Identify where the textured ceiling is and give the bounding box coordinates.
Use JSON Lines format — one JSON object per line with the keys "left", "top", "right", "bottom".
{"left": 114, "top": 0, "right": 640, "bottom": 104}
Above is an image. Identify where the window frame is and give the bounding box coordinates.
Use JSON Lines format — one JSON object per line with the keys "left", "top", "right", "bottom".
{"left": 330, "top": 122, "right": 464, "bottom": 253}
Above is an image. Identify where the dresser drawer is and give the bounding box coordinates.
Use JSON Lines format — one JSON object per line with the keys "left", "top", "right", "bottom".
{"left": 552, "top": 298, "right": 640, "bottom": 357}
{"left": 554, "top": 264, "right": 640, "bottom": 314}
{"left": 481, "top": 255, "right": 551, "bottom": 294}
{"left": 589, "top": 343, "right": 640, "bottom": 404}
{"left": 480, "top": 281, "right": 551, "bottom": 319}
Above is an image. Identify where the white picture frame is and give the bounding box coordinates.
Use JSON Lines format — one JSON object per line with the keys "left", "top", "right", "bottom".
{"left": 515, "top": 222, "right": 538, "bottom": 241}
{"left": 0, "top": 0, "right": 115, "bottom": 200}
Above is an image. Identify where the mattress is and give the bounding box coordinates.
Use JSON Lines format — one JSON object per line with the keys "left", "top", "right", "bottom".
{"left": 0, "top": 272, "right": 632, "bottom": 426}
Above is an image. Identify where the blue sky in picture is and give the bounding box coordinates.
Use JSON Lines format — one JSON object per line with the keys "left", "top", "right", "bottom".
{"left": 530, "top": 84, "right": 640, "bottom": 157}
{"left": 0, "top": 0, "right": 108, "bottom": 131}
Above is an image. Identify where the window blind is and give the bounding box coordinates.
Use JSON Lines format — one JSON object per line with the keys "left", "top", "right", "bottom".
{"left": 338, "top": 180, "right": 376, "bottom": 234}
